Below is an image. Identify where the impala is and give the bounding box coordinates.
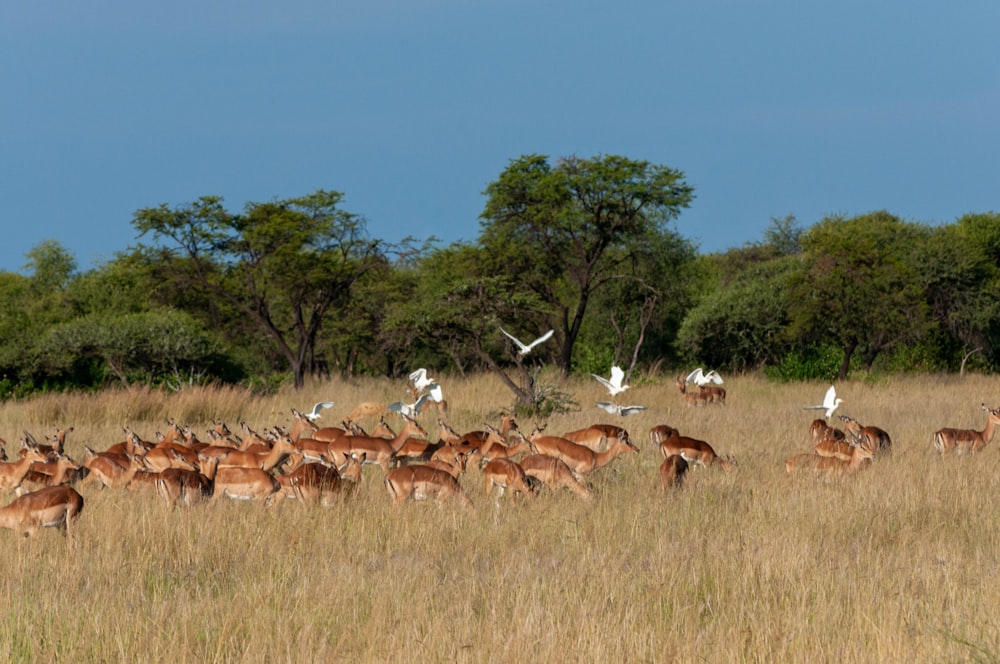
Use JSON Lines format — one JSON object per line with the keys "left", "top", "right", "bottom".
{"left": 275, "top": 458, "right": 359, "bottom": 506}
{"left": 527, "top": 425, "right": 639, "bottom": 476}
{"left": 563, "top": 424, "right": 630, "bottom": 453}
{"left": 518, "top": 454, "right": 591, "bottom": 500}
{"left": 655, "top": 428, "right": 735, "bottom": 469}
{"left": 477, "top": 427, "right": 534, "bottom": 466}
{"left": 0, "top": 486, "right": 84, "bottom": 540}
{"left": 19, "top": 426, "right": 73, "bottom": 460}
{"left": 153, "top": 468, "right": 213, "bottom": 508}
{"left": 325, "top": 415, "right": 428, "bottom": 471}
{"left": 384, "top": 465, "right": 472, "bottom": 509}
{"left": 213, "top": 433, "right": 297, "bottom": 472}
{"left": 785, "top": 440, "right": 874, "bottom": 476}
{"left": 809, "top": 419, "right": 846, "bottom": 445}
{"left": 80, "top": 448, "right": 145, "bottom": 489}
{"left": 482, "top": 458, "right": 533, "bottom": 500}
{"left": 16, "top": 456, "right": 82, "bottom": 497}
{"left": 813, "top": 436, "right": 856, "bottom": 461}
{"left": 210, "top": 465, "right": 281, "bottom": 503}
{"left": 141, "top": 439, "right": 201, "bottom": 473}
{"left": 675, "top": 375, "right": 709, "bottom": 406}
{"left": 934, "top": 403, "right": 1000, "bottom": 455}
{"left": 660, "top": 454, "right": 689, "bottom": 489}
{"left": 838, "top": 415, "right": 892, "bottom": 456}
{"left": 0, "top": 444, "right": 47, "bottom": 492}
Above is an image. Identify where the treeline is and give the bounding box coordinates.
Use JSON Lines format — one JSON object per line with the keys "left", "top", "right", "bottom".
{"left": 1, "top": 153, "right": 998, "bottom": 402}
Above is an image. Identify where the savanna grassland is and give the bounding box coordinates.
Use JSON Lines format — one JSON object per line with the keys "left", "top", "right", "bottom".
{"left": 1, "top": 372, "right": 999, "bottom": 663}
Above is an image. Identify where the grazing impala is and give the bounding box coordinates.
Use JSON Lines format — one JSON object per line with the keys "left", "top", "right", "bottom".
{"left": 785, "top": 440, "right": 874, "bottom": 477}
{"left": 654, "top": 427, "right": 735, "bottom": 470}
{"left": 0, "top": 486, "right": 84, "bottom": 541}
{"left": 837, "top": 415, "right": 892, "bottom": 456}
{"left": 384, "top": 465, "right": 472, "bottom": 509}
{"left": 518, "top": 454, "right": 591, "bottom": 500}
{"left": 934, "top": 404, "right": 1000, "bottom": 455}
{"left": 527, "top": 425, "right": 639, "bottom": 477}
{"left": 660, "top": 454, "right": 689, "bottom": 489}
{"left": 482, "top": 458, "right": 533, "bottom": 501}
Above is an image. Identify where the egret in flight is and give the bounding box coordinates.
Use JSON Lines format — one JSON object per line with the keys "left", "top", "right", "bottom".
{"left": 803, "top": 385, "right": 843, "bottom": 420}
{"left": 499, "top": 327, "right": 555, "bottom": 356}
{"left": 686, "top": 367, "right": 724, "bottom": 386}
{"left": 303, "top": 401, "right": 335, "bottom": 422}
{"left": 592, "top": 365, "right": 630, "bottom": 397}
{"left": 408, "top": 368, "right": 436, "bottom": 392}
{"left": 387, "top": 394, "right": 431, "bottom": 419}
{"left": 596, "top": 402, "right": 647, "bottom": 417}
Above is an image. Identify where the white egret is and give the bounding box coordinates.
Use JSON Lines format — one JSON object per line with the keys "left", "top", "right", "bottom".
{"left": 596, "top": 402, "right": 647, "bottom": 417}
{"left": 387, "top": 394, "right": 431, "bottom": 418}
{"left": 408, "top": 368, "right": 436, "bottom": 392}
{"left": 686, "top": 368, "right": 724, "bottom": 386}
{"left": 802, "top": 385, "right": 843, "bottom": 420}
{"left": 499, "top": 327, "right": 555, "bottom": 356}
{"left": 303, "top": 401, "right": 334, "bottom": 422}
{"left": 592, "top": 365, "right": 630, "bottom": 397}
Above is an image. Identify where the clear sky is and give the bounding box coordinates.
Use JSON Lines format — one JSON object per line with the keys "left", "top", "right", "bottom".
{"left": 1, "top": 1, "right": 997, "bottom": 273}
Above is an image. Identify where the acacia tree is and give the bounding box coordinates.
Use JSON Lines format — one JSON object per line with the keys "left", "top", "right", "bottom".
{"left": 479, "top": 154, "right": 695, "bottom": 375}
{"left": 132, "top": 190, "right": 384, "bottom": 388}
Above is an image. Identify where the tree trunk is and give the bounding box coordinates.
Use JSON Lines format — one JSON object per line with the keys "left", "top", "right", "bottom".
{"left": 838, "top": 341, "right": 856, "bottom": 381}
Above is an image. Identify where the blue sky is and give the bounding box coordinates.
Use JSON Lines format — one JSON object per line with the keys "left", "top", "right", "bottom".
{"left": 2, "top": 1, "right": 997, "bottom": 273}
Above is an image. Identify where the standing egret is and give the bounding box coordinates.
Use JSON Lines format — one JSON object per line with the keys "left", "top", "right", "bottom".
{"left": 592, "top": 365, "right": 630, "bottom": 397}
{"left": 803, "top": 385, "right": 843, "bottom": 420}
{"left": 499, "top": 327, "right": 555, "bottom": 356}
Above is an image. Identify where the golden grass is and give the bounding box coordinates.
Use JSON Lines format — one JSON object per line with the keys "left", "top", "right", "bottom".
{"left": 1, "top": 373, "right": 1000, "bottom": 662}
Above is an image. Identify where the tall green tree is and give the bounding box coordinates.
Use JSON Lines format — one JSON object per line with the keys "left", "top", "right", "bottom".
{"left": 789, "top": 211, "right": 929, "bottom": 380}
{"left": 479, "top": 154, "right": 695, "bottom": 375}
{"left": 132, "top": 190, "right": 385, "bottom": 388}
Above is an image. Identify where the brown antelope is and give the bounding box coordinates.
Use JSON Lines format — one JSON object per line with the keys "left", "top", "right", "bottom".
{"left": 384, "top": 465, "right": 472, "bottom": 509}
{"left": 325, "top": 415, "right": 428, "bottom": 471}
{"left": 676, "top": 375, "right": 709, "bottom": 406}
{"left": 809, "top": 419, "right": 846, "bottom": 445}
{"left": 213, "top": 434, "right": 297, "bottom": 472}
{"left": 563, "top": 424, "right": 630, "bottom": 453}
{"left": 477, "top": 427, "right": 535, "bottom": 466}
{"left": 16, "top": 456, "right": 82, "bottom": 497}
{"left": 153, "top": 468, "right": 213, "bottom": 508}
{"left": 206, "top": 453, "right": 280, "bottom": 502}
{"left": 838, "top": 415, "right": 892, "bottom": 456}
{"left": 482, "top": 458, "right": 533, "bottom": 500}
{"left": 655, "top": 428, "right": 735, "bottom": 470}
{"left": 518, "top": 454, "right": 591, "bottom": 500}
{"left": 660, "top": 454, "right": 689, "bottom": 489}
{"left": 0, "top": 444, "right": 48, "bottom": 492}
{"left": 527, "top": 425, "right": 639, "bottom": 476}
{"left": 785, "top": 440, "right": 875, "bottom": 476}
{"left": 934, "top": 404, "right": 1000, "bottom": 455}
{"left": 275, "top": 456, "right": 361, "bottom": 506}
{"left": 0, "top": 486, "right": 84, "bottom": 541}
{"left": 80, "top": 448, "right": 146, "bottom": 489}
{"left": 19, "top": 426, "right": 73, "bottom": 461}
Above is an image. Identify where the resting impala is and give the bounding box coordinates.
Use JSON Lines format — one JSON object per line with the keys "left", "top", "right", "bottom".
{"left": 0, "top": 486, "right": 84, "bottom": 541}
{"left": 660, "top": 454, "right": 689, "bottom": 489}
{"left": 563, "top": 424, "right": 630, "bottom": 453}
{"left": 482, "top": 458, "right": 533, "bottom": 501}
{"left": 518, "top": 454, "right": 591, "bottom": 500}
{"left": 837, "top": 415, "right": 891, "bottom": 456}
{"left": 384, "top": 464, "right": 472, "bottom": 509}
{"left": 785, "top": 439, "right": 874, "bottom": 476}
{"left": 934, "top": 403, "right": 1000, "bottom": 455}
{"left": 654, "top": 427, "right": 735, "bottom": 470}
{"left": 527, "top": 425, "right": 639, "bottom": 476}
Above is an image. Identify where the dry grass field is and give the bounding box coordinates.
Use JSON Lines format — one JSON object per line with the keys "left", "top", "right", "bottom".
{"left": 1, "top": 371, "right": 999, "bottom": 662}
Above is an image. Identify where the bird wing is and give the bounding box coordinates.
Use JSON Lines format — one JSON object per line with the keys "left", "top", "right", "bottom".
{"left": 595, "top": 402, "right": 620, "bottom": 414}
{"left": 610, "top": 365, "right": 626, "bottom": 389}
{"left": 386, "top": 401, "right": 405, "bottom": 414}
{"left": 527, "top": 329, "right": 555, "bottom": 350}
{"left": 413, "top": 394, "right": 430, "bottom": 414}
{"left": 686, "top": 368, "right": 705, "bottom": 384}
{"left": 427, "top": 382, "right": 444, "bottom": 402}
{"left": 408, "top": 368, "right": 428, "bottom": 386}
{"left": 620, "top": 406, "right": 647, "bottom": 416}
{"left": 499, "top": 327, "right": 528, "bottom": 352}
{"left": 308, "top": 401, "right": 334, "bottom": 419}
{"left": 822, "top": 386, "right": 837, "bottom": 409}
{"left": 706, "top": 370, "right": 724, "bottom": 385}
{"left": 592, "top": 374, "right": 614, "bottom": 392}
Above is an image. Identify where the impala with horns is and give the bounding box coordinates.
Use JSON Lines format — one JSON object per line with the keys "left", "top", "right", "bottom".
{"left": 0, "top": 486, "right": 84, "bottom": 541}
{"left": 675, "top": 376, "right": 709, "bottom": 406}
{"left": 384, "top": 464, "right": 472, "bottom": 509}
{"left": 933, "top": 403, "right": 1000, "bottom": 455}
{"left": 685, "top": 368, "right": 726, "bottom": 404}
{"left": 527, "top": 425, "right": 639, "bottom": 477}
{"left": 518, "top": 454, "right": 591, "bottom": 500}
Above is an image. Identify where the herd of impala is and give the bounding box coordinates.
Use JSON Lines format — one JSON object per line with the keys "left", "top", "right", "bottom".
{"left": 1, "top": 382, "right": 999, "bottom": 543}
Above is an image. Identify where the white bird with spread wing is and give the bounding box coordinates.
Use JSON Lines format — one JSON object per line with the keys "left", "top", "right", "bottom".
{"left": 803, "top": 385, "right": 843, "bottom": 420}
{"left": 499, "top": 327, "right": 554, "bottom": 356}
{"left": 303, "top": 401, "right": 335, "bottom": 422}
{"left": 686, "top": 367, "right": 724, "bottom": 386}
{"left": 592, "top": 365, "right": 630, "bottom": 397}
{"left": 596, "top": 402, "right": 647, "bottom": 417}
{"left": 387, "top": 394, "right": 431, "bottom": 419}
